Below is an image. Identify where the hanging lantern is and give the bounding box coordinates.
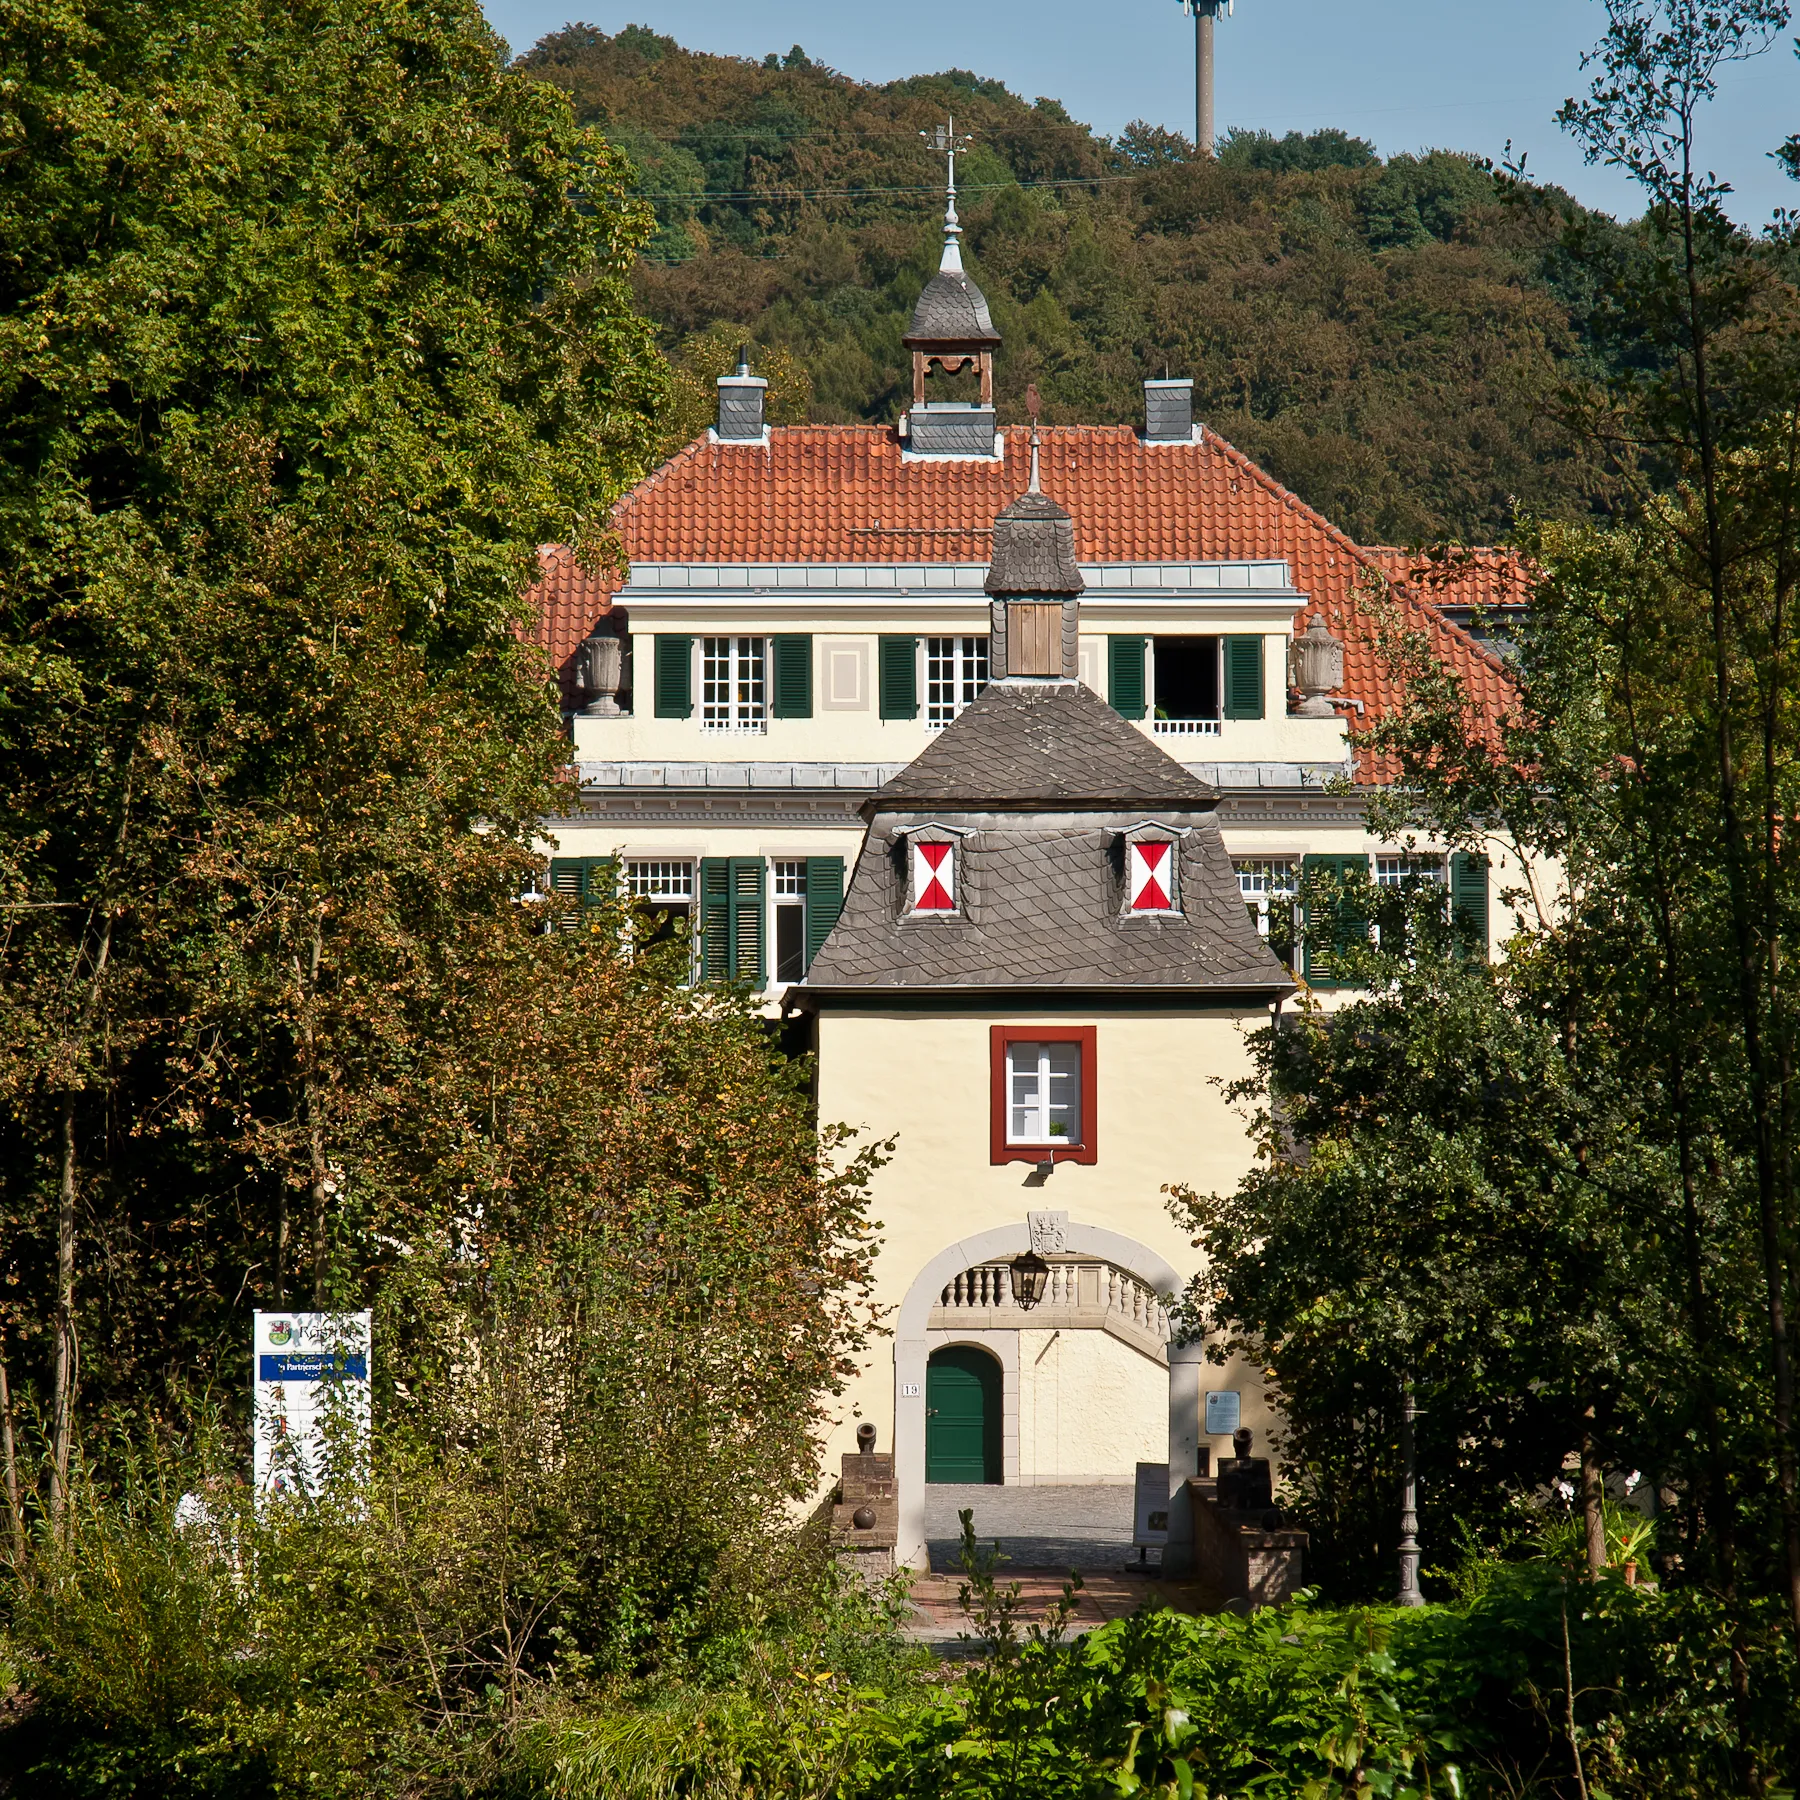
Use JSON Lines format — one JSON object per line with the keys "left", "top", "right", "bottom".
{"left": 1008, "top": 1250, "right": 1050, "bottom": 1310}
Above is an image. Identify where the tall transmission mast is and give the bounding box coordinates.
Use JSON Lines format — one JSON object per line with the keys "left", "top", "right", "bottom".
{"left": 1179, "top": 0, "right": 1234, "bottom": 156}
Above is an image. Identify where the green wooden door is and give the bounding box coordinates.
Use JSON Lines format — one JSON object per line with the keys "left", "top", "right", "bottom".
{"left": 926, "top": 1346, "right": 1001, "bottom": 1484}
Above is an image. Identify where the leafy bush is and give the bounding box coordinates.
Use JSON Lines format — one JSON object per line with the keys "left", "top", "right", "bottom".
{"left": 834, "top": 1567, "right": 1795, "bottom": 1799}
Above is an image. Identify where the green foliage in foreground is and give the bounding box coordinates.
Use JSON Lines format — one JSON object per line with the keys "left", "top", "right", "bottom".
{"left": 8, "top": 1477, "right": 1796, "bottom": 1800}
{"left": 504, "top": 1579, "right": 1800, "bottom": 1799}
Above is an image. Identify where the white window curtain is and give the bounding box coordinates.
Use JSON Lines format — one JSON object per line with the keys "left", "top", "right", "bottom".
{"left": 1007, "top": 1041, "right": 1081, "bottom": 1144}
{"left": 701, "top": 636, "right": 766, "bottom": 729}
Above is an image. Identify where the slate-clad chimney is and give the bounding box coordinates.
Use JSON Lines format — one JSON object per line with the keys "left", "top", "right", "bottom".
{"left": 716, "top": 346, "right": 767, "bottom": 441}
{"left": 985, "top": 424, "right": 1084, "bottom": 680}
{"left": 1143, "top": 377, "right": 1195, "bottom": 443}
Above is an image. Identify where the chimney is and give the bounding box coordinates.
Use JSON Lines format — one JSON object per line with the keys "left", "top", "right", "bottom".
{"left": 1143, "top": 377, "right": 1195, "bottom": 444}
{"left": 715, "top": 345, "right": 767, "bottom": 441}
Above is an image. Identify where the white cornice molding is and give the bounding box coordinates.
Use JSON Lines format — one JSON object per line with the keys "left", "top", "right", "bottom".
{"left": 617, "top": 558, "right": 1298, "bottom": 601}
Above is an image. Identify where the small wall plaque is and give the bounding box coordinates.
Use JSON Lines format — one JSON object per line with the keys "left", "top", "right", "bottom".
{"left": 1205, "top": 1389, "right": 1242, "bottom": 1436}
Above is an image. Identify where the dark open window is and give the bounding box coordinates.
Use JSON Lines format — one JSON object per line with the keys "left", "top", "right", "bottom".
{"left": 1153, "top": 636, "right": 1221, "bottom": 722}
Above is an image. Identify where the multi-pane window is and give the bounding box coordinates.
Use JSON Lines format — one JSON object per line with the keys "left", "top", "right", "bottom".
{"left": 1374, "top": 855, "right": 1444, "bottom": 951}
{"left": 926, "top": 636, "right": 989, "bottom": 728}
{"left": 772, "top": 860, "right": 808, "bottom": 983}
{"left": 1007, "top": 1040, "right": 1082, "bottom": 1146}
{"left": 1235, "top": 860, "right": 1299, "bottom": 937}
{"left": 701, "top": 636, "right": 766, "bottom": 730}
{"left": 1375, "top": 855, "right": 1445, "bottom": 888}
{"left": 626, "top": 861, "right": 694, "bottom": 903}
{"left": 625, "top": 859, "right": 693, "bottom": 950}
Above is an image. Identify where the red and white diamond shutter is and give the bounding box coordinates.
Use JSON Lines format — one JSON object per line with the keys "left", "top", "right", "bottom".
{"left": 911, "top": 839, "right": 955, "bottom": 912}
{"left": 1127, "top": 840, "right": 1175, "bottom": 912}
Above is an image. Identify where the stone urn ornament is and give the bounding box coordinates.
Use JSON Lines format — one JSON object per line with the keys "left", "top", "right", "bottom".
{"left": 578, "top": 630, "right": 624, "bottom": 717}
{"left": 1287, "top": 614, "right": 1344, "bottom": 718}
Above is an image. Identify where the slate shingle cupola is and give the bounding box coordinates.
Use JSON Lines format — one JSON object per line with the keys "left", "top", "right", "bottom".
{"left": 902, "top": 122, "right": 1001, "bottom": 458}
{"left": 986, "top": 422, "right": 1083, "bottom": 679}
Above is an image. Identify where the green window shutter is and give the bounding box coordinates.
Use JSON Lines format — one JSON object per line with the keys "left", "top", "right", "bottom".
{"left": 1450, "top": 851, "right": 1490, "bottom": 960}
{"left": 547, "top": 856, "right": 615, "bottom": 931}
{"left": 654, "top": 636, "right": 692, "bottom": 717}
{"left": 729, "top": 856, "right": 765, "bottom": 984}
{"left": 1300, "top": 853, "right": 1370, "bottom": 987}
{"left": 1224, "top": 635, "right": 1265, "bottom": 720}
{"left": 878, "top": 637, "right": 918, "bottom": 720}
{"left": 1108, "top": 636, "right": 1147, "bottom": 720}
{"left": 698, "top": 857, "right": 766, "bottom": 985}
{"left": 771, "top": 634, "right": 813, "bottom": 718}
{"left": 803, "top": 856, "right": 845, "bottom": 971}
{"left": 699, "top": 857, "right": 732, "bottom": 981}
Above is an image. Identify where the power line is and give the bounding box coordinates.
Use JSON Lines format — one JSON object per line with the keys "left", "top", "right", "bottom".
{"left": 647, "top": 169, "right": 1156, "bottom": 203}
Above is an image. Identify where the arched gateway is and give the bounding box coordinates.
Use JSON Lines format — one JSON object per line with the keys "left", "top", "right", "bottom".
{"left": 895, "top": 1219, "right": 1209, "bottom": 1574}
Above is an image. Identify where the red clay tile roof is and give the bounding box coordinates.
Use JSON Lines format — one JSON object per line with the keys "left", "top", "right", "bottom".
{"left": 525, "top": 425, "right": 1522, "bottom": 783}
{"left": 1365, "top": 545, "right": 1532, "bottom": 616}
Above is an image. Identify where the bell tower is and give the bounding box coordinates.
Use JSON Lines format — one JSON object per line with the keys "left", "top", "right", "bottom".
{"left": 901, "top": 120, "right": 1001, "bottom": 457}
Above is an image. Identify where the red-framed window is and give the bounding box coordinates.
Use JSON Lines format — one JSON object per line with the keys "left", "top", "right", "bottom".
{"left": 989, "top": 1025, "right": 1098, "bottom": 1166}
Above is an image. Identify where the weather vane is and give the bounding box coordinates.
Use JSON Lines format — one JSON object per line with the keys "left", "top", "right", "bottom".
{"left": 920, "top": 116, "right": 976, "bottom": 270}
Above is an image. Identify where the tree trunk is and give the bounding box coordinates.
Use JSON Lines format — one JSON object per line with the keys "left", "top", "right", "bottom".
{"left": 0, "top": 1343, "right": 24, "bottom": 1567}
{"left": 1579, "top": 1413, "right": 1607, "bottom": 1576}
{"left": 49, "top": 1090, "right": 78, "bottom": 1533}
{"left": 1673, "top": 116, "right": 1800, "bottom": 1651}
{"left": 300, "top": 917, "right": 330, "bottom": 1307}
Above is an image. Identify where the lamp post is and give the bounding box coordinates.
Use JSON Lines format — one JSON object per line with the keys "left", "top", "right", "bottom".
{"left": 1397, "top": 1374, "right": 1424, "bottom": 1606}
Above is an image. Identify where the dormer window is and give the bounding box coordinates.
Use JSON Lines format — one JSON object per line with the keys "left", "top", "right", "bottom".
{"left": 1123, "top": 827, "right": 1185, "bottom": 916}
{"left": 911, "top": 838, "right": 956, "bottom": 912}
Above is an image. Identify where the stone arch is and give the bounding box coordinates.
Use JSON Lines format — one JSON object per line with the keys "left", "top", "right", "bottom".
{"left": 893, "top": 1219, "right": 1206, "bottom": 1573}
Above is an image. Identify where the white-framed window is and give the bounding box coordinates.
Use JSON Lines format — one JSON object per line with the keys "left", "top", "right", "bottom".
{"left": 626, "top": 860, "right": 694, "bottom": 903}
{"left": 1375, "top": 854, "right": 1445, "bottom": 889}
{"left": 926, "top": 636, "right": 989, "bottom": 729}
{"left": 772, "top": 859, "right": 807, "bottom": 983}
{"left": 701, "top": 636, "right": 766, "bottom": 731}
{"left": 1007, "top": 1040, "right": 1082, "bottom": 1145}
{"left": 624, "top": 859, "right": 694, "bottom": 950}
{"left": 1235, "top": 859, "right": 1299, "bottom": 937}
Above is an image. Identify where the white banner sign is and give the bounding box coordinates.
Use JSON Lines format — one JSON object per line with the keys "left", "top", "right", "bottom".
{"left": 252, "top": 1310, "right": 371, "bottom": 1497}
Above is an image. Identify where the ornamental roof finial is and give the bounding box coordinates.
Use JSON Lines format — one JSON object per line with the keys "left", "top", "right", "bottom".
{"left": 1025, "top": 383, "right": 1042, "bottom": 492}
{"left": 922, "top": 117, "right": 971, "bottom": 274}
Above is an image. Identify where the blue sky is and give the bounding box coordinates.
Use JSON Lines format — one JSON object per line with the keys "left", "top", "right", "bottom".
{"left": 482, "top": 0, "right": 1798, "bottom": 227}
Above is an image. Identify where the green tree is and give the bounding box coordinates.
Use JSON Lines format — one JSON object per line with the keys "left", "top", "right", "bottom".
{"left": 0, "top": 0, "right": 665, "bottom": 1502}
{"left": 519, "top": 23, "right": 1613, "bottom": 541}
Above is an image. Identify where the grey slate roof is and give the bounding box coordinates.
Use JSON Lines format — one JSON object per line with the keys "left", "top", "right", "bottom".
{"left": 985, "top": 490, "right": 1085, "bottom": 596}
{"left": 802, "top": 810, "right": 1289, "bottom": 994}
{"left": 798, "top": 682, "right": 1294, "bottom": 998}
{"left": 903, "top": 269, "right": 1001, "bottom": 346}
{"left": 874, "top": 681, "right": 1216, "bottom": 811}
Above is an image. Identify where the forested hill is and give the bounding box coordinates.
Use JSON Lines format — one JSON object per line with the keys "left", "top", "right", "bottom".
{"left": 517, "top": 24, "right": 1629, "bottom": 546}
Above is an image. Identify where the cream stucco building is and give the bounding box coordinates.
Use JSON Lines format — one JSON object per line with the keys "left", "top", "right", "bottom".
{"left": 524, "top": 201, "right": 1534, "bottom": 1572}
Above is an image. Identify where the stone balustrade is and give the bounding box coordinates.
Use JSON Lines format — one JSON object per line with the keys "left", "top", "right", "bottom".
{"left": 928, "top": 1260, "right": 1172, "bottom": 1361}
